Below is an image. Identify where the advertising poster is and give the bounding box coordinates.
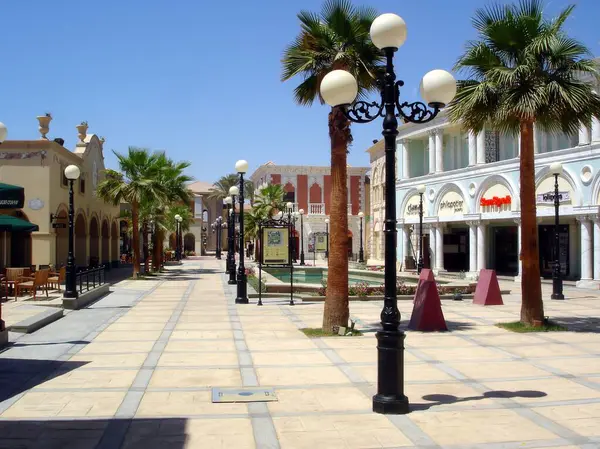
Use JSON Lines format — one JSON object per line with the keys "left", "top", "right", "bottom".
{"left": 262, "top": 227, "right": 289, "bottom": 265}
{"left": 315, "top": 233, "right": 327, "bottom": 252}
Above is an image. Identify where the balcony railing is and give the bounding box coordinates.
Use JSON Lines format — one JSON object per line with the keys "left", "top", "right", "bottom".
{"left": 309, "top": 203, "right": 325, "bottom": 215}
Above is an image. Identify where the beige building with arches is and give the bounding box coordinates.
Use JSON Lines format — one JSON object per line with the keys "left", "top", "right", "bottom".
{"left": 0, "top": 117, "right": 120, "bottom": 270}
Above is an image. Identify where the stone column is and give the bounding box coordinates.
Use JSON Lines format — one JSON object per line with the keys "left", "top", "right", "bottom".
{"left": 435, "top": 130, "right": 443, "bottom": 173}
{"left": 592, "top": 118, "right": 600, "bottom": 143}
{"left": 476, "top": 130, "right": 485, "bottom": 165}
{"left": 468, "top": 131, "right": 477, "bottom": 166}
{"left": 578, "top": 217, "right": 593, "bottom": 282}
{"left": 468, "top": 222, "right": 477, "bottom": 275}
{"left": 428, "top": 132, "right": 436, "bottom": 174}
{"left": 477, "top": 222, "right": 486, "bottom": 272}
{"left": 594, "top": 217, "right": 600, "bottom": 281}
{"left": 401, "top": 139, "right": 409, "bottom": 179}
{"left": 578, "top": 124, "right": 591, "bottom": 146}
{"left": 514, "top": 219, "right": 522, "bottom": 281}
{"left": 429, "top": 225, "right": 436, "bottom": 271}
{"left": 435, "top": 224, "right": 444, "bottom": 271}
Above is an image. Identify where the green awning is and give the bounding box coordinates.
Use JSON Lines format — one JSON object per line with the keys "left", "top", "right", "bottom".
{"left": 0, "top": 183, "right": 25, "bottom": 209}
{"left": 0, "top": 215, "right": 39, "bottom": 232}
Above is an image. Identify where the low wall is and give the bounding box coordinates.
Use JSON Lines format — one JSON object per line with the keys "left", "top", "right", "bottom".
{"left": 63, "top": 284, "right": 110, "bottom": 310}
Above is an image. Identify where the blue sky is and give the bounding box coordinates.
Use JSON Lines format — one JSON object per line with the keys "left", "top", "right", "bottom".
{"left": 1, "top": 0, "right": 598, "bottom": 183}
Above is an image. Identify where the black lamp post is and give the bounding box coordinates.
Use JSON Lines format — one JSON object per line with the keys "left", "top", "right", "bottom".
{"left": 325, "top": 218, "right": 330, "bottom": 259}
{"left": 228, "top": 186, "right": 239, "bottom": 284}
{"left": 292, "top": 211, "right": 299, "bottom": 263}
{"left": 416, "top": 185, "right": 426, "bottom": 274}
{"left": 550, "top": 162, "right": 564, "bottom": 300}
{"left": 235, "top": 159, "right": 249, "bottom": 304}
{"left": 358, "top": 211, "right": 365, "bottom": 263}
{"left": 224, "top": 196, "right": 232, "bottom": 272}
{"left": 299, "top": 208, "right": 305, "bottom": 265}
{"left": 319, "top": 12, "right": 456, "bottom": 415}
{"left": 175, "top": 214, "right": 182, "bottom": 261}
{"left": 216, "top": 217, "right": 223, "bottom": 260}
{"left": 63, "top": 164, "right": 81, "bottom": 299}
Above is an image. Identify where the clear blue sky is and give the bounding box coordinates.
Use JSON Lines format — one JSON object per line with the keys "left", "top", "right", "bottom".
{"left": 1, "top": 0, "right": 598, "bottom": 183}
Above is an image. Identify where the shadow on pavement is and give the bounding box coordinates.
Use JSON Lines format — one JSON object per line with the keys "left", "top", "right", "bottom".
{"left": 0, "top": 358, "right": 89, "bottom": 403}
{"left": 549, "top": 316, "right": 600, "bottom": 333}
{"left": 412, "top": 390, "right": 547, "bottom": 411}
{"left": 0, "top": 417, "right": 188, "bottom": 449}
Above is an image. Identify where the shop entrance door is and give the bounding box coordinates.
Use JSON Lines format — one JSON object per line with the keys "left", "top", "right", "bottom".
{"left": 538, "top": 225, "right": 569, "bottom": 278}
{"left": 493, "top": 226, "right": 518, "bottom": 275}
{"left": 443, "top": 229, "right": 468, "bottom": 272}
{"left": 422, "top": 234, "right": 431, "bottom": 269}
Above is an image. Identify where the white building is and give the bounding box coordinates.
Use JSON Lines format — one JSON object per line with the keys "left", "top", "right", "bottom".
{"left": 368, "top": 110, "right": 600, "bottom": 287}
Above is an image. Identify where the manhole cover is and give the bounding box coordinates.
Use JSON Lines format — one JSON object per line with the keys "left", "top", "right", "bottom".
{"left": 211, "top": 387, "right": 278, "bottom": 403}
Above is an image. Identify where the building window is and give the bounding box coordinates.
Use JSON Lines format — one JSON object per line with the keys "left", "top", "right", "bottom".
{"left": 284, "top": 191, "right": 295, "bottom": 203}
{"left": 79, "top": 178, "right": 86, "bottom": 194}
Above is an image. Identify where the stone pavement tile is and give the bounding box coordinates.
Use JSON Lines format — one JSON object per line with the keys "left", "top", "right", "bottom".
{"left": 482, "top": 377, "right": 600, "bottom": 402}
{"left": 33, "top": 369, "right": 138, "bottom": 390}
{"left": 336, "top": 348, "right": 418, "bottom": 364}
{"left": 521, "top": 332, "right": 599, "bottom": 344}
{"left": 240, "top": 330, "right": 305, "bottom": 339}
{"left": 273, "top": 414, "right": 412, "bottom": 449}
{"left": 148, "top": 368, "right": 241, "bottom": 388}
{"left": 121, "top": 417, "right": 255, "bottom": 449}
{"left": 572, "top": 342, "right": 600, "bottom": 354}
{"left": 174, "top": 322, "right": 232, "bottom": 331}
{"left": 354, "top": 363, "right": 455, "bottom": 384}
{"left": 410, "top": 408, "right": 558, "bottom": 445}
{"left": 318, "top": 336, "right": 378, "bottom": 349}
{"left": 164, "top": 340, "right": 236, "bottom": 352}
{"left": 406, "top": 381, "right": 498, "bottom": 408}
{"left": 245, "top": 338, "right": 318, "bottom": 351}
{"left": 502, "top": 343, "right": 588, "bottom": 358}
{"left": 268, "top": 387, "right": 371, "bottom": 413}
{"left": 112, "top": 315, "right": 170, "bottom": 324}
{"left": 1, "top": 392, "right": 125, "bottom": 418}
{"left": 470, "top": 333, "right": 550, "bottom": 347}
{"left": 177, "top": 314, "right": 230, "bottom": 323}
{"left": 252, "top": 350, "right": 333, "bottom": 366}
{"left": 533, "top": 402, "right": 600, "bottom": 437}
{"left": 404, "top": 334, "right": 477, "bottom": 348}
{"left": 93, "top": 330, "right": 163, "bottom": 342}
{"left": 77, "top": 341, "right": 156, "bottom": 354}
{"left": 242, "top": 322, "right": 299, "bottom": 331}
{"left": 450, "top": 360, "right": 552, "bottom": 379}
{"left": 67, "top": 353, "right": 148, "bottom": 368}
{"left": 540, "top": 356, "right": 600, "bottom": 375}
{"left": 256, "top": 366, "right": 350, "bottom": 386}
{"left": 102, "top": 322, "right": 166, "bottom": 332}
{"left": 157, "top": 351, "right": 239, "bottom": 367}
{"left": 136, "top": 391, "right": 248, "bottom": 417}
{"left": 418, "top": 345, "right": 507, "bottom": 361}
{"left": 169, "top": 330, "right": 234, "bottom": 340}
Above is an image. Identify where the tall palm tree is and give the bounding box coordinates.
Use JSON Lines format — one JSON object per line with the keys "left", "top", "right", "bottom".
{"left": 448, "top": 0, "right": 600, "bottom": 325}
{"left": 245, "top": 207, "right": 269, "bottom": 262}
{"left": 282, "top": 0, "right": 384, "bottom": 332}
{"left": 253, "top": 184, "right": 286, "bottom": 217}
{"left": 96, "top": 147, "right": 167, "bottom": 279}
{"left": 209, "top": 174, "right": 255, "bottom": 205}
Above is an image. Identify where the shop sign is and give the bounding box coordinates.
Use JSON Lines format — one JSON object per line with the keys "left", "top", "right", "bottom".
{"left": 440, "top": 200, "right": 463, "bottom": 213}
{"left": 406, "top": 204, "right": 420, "bottom": 216}
{"left": 480, "top": 195, "right": 511, "bottom": 208}
{"left": 537, "top": 191, "right": 570, "bottom": 204}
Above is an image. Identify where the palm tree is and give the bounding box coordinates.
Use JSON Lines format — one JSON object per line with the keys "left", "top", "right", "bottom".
{"left": 282, "top": 0, "right": 384, "bottom": 332}
{"left": 448, "top": 0, "right": 600, "bottom": 325}
{"left": 209, "top": 174, "right": 255, "bottom": 205}
{"left": 245, "top": 207, "right": 269, "bottom": 262}
{"left": 253, "top": 184, "right": 286, "bottom": 217}
{"left": 96, "top": 147, "right": 167, "bottom": 279}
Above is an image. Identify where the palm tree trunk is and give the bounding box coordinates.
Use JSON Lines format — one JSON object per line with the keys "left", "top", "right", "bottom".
{"left": 520, "top": 120, "right": 544, "bottom": 325}
{"left": 131, "top": 202, "right": 141, "bottom": 279}
{"left": 142, "top": 221, "right": 149, "bottom": 273}
{"left": 323, "top": 106, "right": 350, "bottom": 332}
{"left": 152, "top": 230, "right": 160, "bottom": 272}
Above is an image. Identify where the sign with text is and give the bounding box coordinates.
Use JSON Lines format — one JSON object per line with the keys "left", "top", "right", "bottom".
{"left": 262, "top": 227, "right": 289, "bottom": 265}
{"left": 437, "top": 191, "right": 465, "bottom": 217}
{"left": 314, "top": 232, "right": 327, "bottom": 252}
{"left": 537, "top": 191, "right": 570, "bottom": 205}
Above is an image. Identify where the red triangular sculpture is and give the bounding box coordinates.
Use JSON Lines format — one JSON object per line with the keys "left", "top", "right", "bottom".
{"left": 473, "top": 269, "right": 504, "bottom": 306}
{"left": 414, "top": 269, "right": 435, "bottom": 302}
{"left": 409, "top": 279, "right": 448, "bottom": 332}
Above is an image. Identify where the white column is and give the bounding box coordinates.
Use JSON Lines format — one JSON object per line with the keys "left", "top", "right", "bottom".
{"left": 477, "top": 223, "right": 486, "bottom": 271}
{"left": 578, "top": 124, "right": 591, "bottom": 146}
{"left": 594, "top": 218, "right": 600, "bottom": 281}
{"left": 580, "top": 217, "right": 593, "bottom": 281}
{"left": 401, "top": 140, "right": 409, "bottom": 179}
{"left": 514, "top": 219, "right": 522, "bottom": 280}
{"left": 435, "top": 130, "right": 443, "bottom": 173}
{"left": 435, "top": 225, "right": 444, "bottom": 271}
{"left": 469, "top": 222, "right": 477, "bottom": 274}
{"left": 468, "top": 131, "right": 477, "bottom": 166}
{"left": 428, "top": 132, "right": 436, "bottom": 174}
{"left": 404, "top": 226, "right": 412, "bottom": 266}
{"left": 533, "top": 123, "right": 540, "bottom": 153}
{"left": 569, "top": 222, "right": 579, "bottom": 280}
{"left": 476, "top": 130, "right": 486, "bottom": 164}
{"left": 398, "top": 225, "right": 405, "bottom": 269}
{"left": 592, "top": 118, "right": 600, "bottom": 142}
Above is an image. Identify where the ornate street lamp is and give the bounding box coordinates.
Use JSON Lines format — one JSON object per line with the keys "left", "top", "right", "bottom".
{"left": 358, "top": 211, "right": 365, "bottom": 263}
{"left": 325, "top": 218, "right": 330, "bottom": 259}
{"left": 63, "top": 165, "right": 81, "bottom": 299}
{"left": 229, "top": 186, "right": 239, "bottom": 284}
{"left": 292, "top": 211, "right": 300, "bottom": 263}
{"left": 416, "top": 184, "right": 426, "bottom": 274}
{"left": 216, "top": 216, "right": 223, "bottom": 260}
{"left": 224, "top": 196, "right": 232, "bottom": 272}
{"left": 235, "top": 160, "right": 249, "bottom": 304}
{"left": 175, "top": 214, "right": 182, "bottom": 261}
{"left": 550, "top": 162, "right": 565, "bottom": 300}
{"left": 319, "top": 12, "right": 456, "bottom": 415}
{"left": 299, "top": 209, "right": 305, "bottom": 265}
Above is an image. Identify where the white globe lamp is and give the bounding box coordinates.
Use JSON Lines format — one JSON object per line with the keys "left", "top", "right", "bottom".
{"left": 320, "top": 70, "right": 358, "bottom": 107}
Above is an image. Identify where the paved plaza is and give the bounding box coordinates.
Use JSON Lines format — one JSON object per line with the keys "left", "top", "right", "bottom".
{"left": 0, "top": 258, "right": 600, "bottom": 449}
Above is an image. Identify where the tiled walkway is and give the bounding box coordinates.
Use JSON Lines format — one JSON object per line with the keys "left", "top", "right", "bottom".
{"left": 1, "top": 257, "right": 599, "bottom": 448}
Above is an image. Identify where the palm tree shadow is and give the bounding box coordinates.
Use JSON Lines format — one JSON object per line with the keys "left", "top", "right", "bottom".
{"left": 411, "top": 390, "right": 547, "bottom": 411}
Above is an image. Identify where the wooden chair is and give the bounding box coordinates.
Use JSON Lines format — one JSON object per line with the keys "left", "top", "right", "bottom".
{"left": 1, "top": 268, "right": 31, "bottom": 300}
{"left": 16, "top": 269, "right": 50, "bottom": 300}
{"left": 48, "top": 267, "right": 66, "bottom": 292}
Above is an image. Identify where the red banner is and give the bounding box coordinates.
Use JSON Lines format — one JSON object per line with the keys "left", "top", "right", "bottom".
{"left": 480, "top": 195, "right": 511, "bottom": 208}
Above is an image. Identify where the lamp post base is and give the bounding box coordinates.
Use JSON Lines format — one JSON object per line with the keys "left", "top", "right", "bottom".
{"left": 372, "top": 329, "right": 410, "bottom": 415}
{"left": 300, "top": 253, "right": 305, "bottom": 266}
{"left": 228, "top": 272, "right": 237, "bottom": 285}
{"left": 551, "top": 293, "right": 565, "bottom": 300}
{"left": 235, "top": 273, "right": 248, "bottom": 304}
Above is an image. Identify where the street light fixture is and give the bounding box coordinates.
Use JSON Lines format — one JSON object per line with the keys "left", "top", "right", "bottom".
{"left": 358, "top": 211, "right": 365, "bottom": 263}
{"left": 63, "top": 164, "right": 81, "bottom": 299}
{"left": 224, "top": 196, "right": 232, "bottom": 273}
{"left": 235, "top": 159, "right": 249, "bottom": 304}
{"left": 319, "top": 12, "right": 456, "bottom": 415}
{"left": 299, "top": 209, "right": 305, "bottom": 265}
{"left": 216, "top": 216, "right": 223, "bottom": 260}
{"left": 174, "top": 214, "right": 182, "bottom": 261}
{"left": 416, "top": 184, "right": 426, "bottom": 274}
{"left": 550, "top": 162, "right": 565, "bottom": 300}
{"left": 292, "top": 211, "right": 299, "bottom": 262}
{"left": 229, "top": 186, "right": 239, "bottom": 284}
{"left": 325, "top": 218, "right": 330, "bottom": 259}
